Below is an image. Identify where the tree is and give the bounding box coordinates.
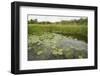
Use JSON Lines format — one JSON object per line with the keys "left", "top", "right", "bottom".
{"left": 28, "top": 19, "right": 38, "bottom": 24}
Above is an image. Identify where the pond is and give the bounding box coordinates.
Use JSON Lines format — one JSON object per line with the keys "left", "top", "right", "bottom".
{"left": 28, "top": 33, "right": 88, "bottom": 61}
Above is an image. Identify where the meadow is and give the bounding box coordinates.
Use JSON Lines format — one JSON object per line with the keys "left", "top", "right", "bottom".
{"left": 28, "top": 24, "right": 87, "bottom": 42}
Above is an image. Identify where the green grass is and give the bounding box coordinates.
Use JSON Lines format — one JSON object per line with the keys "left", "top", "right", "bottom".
{"left": 28, "top": 24, "right": 87, "bottom": 42}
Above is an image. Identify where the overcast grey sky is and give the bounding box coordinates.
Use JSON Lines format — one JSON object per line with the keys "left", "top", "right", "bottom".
{"left": 28, "top": 15, "right": 87, "bottom": 22}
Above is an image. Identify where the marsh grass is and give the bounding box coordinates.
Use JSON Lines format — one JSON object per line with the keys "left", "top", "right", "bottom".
{"left": 28, "top": 24, "right": 87, "bottom": 42}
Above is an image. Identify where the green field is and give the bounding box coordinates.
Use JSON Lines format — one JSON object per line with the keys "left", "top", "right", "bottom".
{"left": 28, "top": 24, "right": 87, "bottom": 42}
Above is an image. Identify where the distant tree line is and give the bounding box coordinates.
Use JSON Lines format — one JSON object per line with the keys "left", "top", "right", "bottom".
{"left": 28, "top": 18, "right": 88, "bottom": 25}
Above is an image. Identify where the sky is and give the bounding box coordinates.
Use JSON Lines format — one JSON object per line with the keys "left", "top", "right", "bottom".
{"left": 28, "top": 15, "right": 87, "bottom": 22}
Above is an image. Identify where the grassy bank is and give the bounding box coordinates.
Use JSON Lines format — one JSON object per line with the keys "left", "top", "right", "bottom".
{"left": 28, "top": 24, "right": 87, "bottom": 42}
